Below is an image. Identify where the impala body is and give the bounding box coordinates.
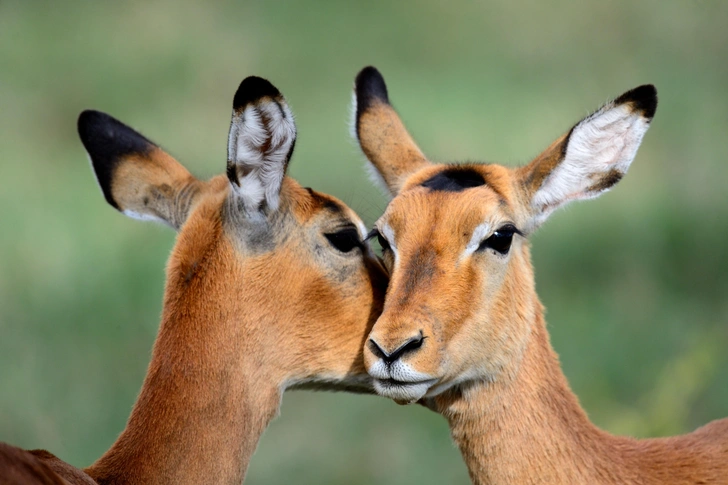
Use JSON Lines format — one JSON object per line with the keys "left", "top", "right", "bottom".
{"left": 0, "top": 76, "right": 387, "bottom": 484}
{"left": 353, "top": 66, "right": 728, "bottom": 484}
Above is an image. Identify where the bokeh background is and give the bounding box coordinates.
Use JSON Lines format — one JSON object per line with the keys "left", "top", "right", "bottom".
{"left": 1, "top": 1, "right": 727, "bottom": 483}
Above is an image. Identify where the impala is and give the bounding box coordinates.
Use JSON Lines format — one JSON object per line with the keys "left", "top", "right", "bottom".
{"left": 353, "top": 66, "right": 728, "bottom": 484}
{"left": 1, "top": 75, "right": 386, "bottom": 484}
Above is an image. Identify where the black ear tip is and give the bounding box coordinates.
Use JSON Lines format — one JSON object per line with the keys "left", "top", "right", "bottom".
{"left": 78, "top": 109, "right": 98, "bottom": 126}
{"left": 356, "top": 66, "right": 384, "bottom": 86}
{"left": 232, "top": 76, "right": 282, "bottom": 110}
{"left": 77, "top": 109, "right": 117, "bottom": 151}
{"left": 77, "top": 109, "right": 153, "bottom": 154}
{"left": 76, "top": 109, "right": 155, "bottom": 211}
{"left": 78, "top": 109, "right": 109, "bottom": 141}
{"left": 616, "top": 84, "right": 658, "bottom": 119}
{"left": 355, "top": 66, "right": 389, "bottom": 107}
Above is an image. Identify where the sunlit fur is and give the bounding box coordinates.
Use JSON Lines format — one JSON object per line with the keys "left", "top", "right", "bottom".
{"left": 370, "top": 164, "right": 538, "bottom": 399}
{"left": 85, "top": 174, "right": 386, "bottom": 485}
{"left": 1, "top": 77, "right": 387, "bottom": 485}
{"left": 354, "top": 66, "right": 728, "bottom": 484}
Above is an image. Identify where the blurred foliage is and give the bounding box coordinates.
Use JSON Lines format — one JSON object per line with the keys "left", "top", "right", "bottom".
{"left": 1, "top": 0, "right": 727, "bottom": 483}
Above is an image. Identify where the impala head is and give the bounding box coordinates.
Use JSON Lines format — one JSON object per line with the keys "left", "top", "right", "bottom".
{"left": 354, "top": 66, "right": 657, "bottom": 403}
{"left": 78, "top": 76, "right": 387, "bottom": 391}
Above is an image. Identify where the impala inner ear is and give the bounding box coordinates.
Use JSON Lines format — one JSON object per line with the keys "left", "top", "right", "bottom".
{"left": 78, "top": 110, "right": 200, "bottom": 230}
{"left": 226, "top": 76, "right": 297, "bottom": 214}
{"left": 353, "top": 66, "right": 430, "bottom": 196}
{"left": 518, "top": 84, "right": 657, "bottom": 231}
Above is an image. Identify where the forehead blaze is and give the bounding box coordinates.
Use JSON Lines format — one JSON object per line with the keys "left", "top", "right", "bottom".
{"left": 384, "top": 173, "right": 516, "bottom": 248}
{"left": 403, "top": 163, "right": 516, "bottom": 203}
{"left": 420, "top": 167, "right": 486, "bottom": 192}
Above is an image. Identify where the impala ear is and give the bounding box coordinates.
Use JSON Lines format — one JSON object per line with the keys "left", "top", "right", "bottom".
{"left": 226, "top": 76, "right": 296, "bottom": 215}
{"left": 78, "top": 110, "right": 200, "bottom": 230}
{"left": 518, "top": 85, "right": 657, "bottom": 231}
{"left": 352, "top": 66, "right": 430, "bottom": 196}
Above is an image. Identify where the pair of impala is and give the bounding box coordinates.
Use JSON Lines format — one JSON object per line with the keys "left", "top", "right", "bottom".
{"left": 2, "top": 67, "right": 726, "bottom": 485}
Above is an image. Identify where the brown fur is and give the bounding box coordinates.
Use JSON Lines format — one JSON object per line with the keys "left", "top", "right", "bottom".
{"left": 83, "top": 160, "right": 387, "bottom": 483}
{"left": 110, "top": 148, "right": 201, "bottom": 229}
{"left": 356, "top": 72, "right": 728, "bottom": 484}
{"left": 0, "top": 444, "right": 98, "bottom": 485}
{"left": 0, "top": 444, "right": 74, "bottom": 485}
{"left": 357, "top": 100, "right": 430, "bottom": 194}
{"left": 3, "top": 81, "right": 387, "bottom": 484}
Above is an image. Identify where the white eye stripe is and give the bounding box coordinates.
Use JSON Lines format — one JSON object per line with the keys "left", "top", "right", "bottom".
{"left": 356, "top": 221, "right": 368, "bottom": 241}
{"left": 380, "top": 222, "right": 399, "bottom": 263}
{"left": 463, "top": 222, "right": 492, "bottom": 258}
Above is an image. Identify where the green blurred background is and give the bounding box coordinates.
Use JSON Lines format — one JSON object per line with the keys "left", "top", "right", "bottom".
{"left": 1, "top": 1, "right": 727, "bottom": 483}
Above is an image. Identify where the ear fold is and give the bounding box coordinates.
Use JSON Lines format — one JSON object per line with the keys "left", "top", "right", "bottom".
{"left": 353, "top": 66, "right": 431, "bottom": 196}
{"left": 518, "top": 84, "right": 658, "bottom": 231}
{"left": 78, "top": 110, "right": 200, "bottom": 230}
{"left": 226, "top": 76, "right": 296, "bottom": 214}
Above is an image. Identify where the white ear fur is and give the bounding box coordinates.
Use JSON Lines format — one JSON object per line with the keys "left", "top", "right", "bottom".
{"left": 228, "top": 97, "right": 296, "bottom": 213}
{"left": 529, "top": 88, "right": 656, "bottom": 228}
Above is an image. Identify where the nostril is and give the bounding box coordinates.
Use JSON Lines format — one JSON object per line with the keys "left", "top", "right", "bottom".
{"left": 368, "top": 338, "right": 388, "bottom": 360}
{"left": 390, "top": 333, "right": 424, "bottom": 362}
{"left": 370, "top": 331, "right": 425, "bottom": 365}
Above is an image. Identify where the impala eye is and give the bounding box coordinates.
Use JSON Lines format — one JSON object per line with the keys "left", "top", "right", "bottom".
{"left": 477, "top": 225, "right": 520, "bottom": 255}
{"left": 325, "top": 227, "right": 361, "bottom": 253}
{"left": 366, "top": 228, "right": 391, "bottom": 255}
{"left": 377, "top": 233, "right": 391, "bottom": 253}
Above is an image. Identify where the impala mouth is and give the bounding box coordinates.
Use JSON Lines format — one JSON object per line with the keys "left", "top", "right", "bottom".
{"left": 372, "top": 377, "right": 437, "bottom": 404}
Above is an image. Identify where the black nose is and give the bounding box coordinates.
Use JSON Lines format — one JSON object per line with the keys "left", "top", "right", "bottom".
{"left": 368, "top": 333, "right": 424, "bottom": 364}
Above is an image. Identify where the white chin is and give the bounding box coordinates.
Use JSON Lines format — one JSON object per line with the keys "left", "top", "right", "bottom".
{"left": 373, "top": 379, "right": 432, "bottom": 404}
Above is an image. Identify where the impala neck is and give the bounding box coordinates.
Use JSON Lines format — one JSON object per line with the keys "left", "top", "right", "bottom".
{"left": 86, "top": 236, "right": 281, "bottom": 485}
{"left": 434, "top": 304, "right": 627, "bottom": 485}
{"left": 85, "top": 315, "right": 279, "bottom": 485}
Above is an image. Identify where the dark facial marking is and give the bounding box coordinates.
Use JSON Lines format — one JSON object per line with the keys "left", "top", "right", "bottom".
{"left": 305, "top": 188, "right": 345, "bottom": 214}
{"left": 420, "top": 168, "right": 486, "bottom": 192}
{"left": 77, "top": 110, "right": 156, "bottom": 210}
{"left": 397, "top": 247, "right": 436, "bottom": 306}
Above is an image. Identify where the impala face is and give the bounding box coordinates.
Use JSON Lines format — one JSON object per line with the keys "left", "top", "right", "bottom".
{"left": 78, "top": 76, "right": 388, "bottom": 393}
{"left": 366, "top": 164, "right": 535, "bottom": 402}
{"left": 353, "top": 66, "right": 656, "bottom": 403}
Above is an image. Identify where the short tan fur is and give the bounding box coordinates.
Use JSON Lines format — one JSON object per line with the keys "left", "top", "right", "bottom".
{"left": 1, "top": 75, "right": 387, "bottom": 484}
{"left": 353, "top": 66, "right": 728, "bottom": 485}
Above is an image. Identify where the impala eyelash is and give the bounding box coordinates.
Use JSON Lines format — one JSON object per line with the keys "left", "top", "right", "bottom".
{"left": 498, "top": 223, "right": 525, "bottom": 237}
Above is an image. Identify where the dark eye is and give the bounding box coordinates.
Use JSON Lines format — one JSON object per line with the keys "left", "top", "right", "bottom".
{"left": 367, "top": 229, "right": 391, "bottom": 255}
{"left": 477, "top": 225, "right": 519, "bottom": 255}
{"left": 377, "top": 233, "right": 391, "bottom": 253}
{"left": 325, "top": 228, "right": 361, "bottom": 253}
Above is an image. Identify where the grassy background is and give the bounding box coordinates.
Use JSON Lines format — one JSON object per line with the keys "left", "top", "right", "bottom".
{"left": 1, "top": 1, "right": 727, "bottom": 483}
